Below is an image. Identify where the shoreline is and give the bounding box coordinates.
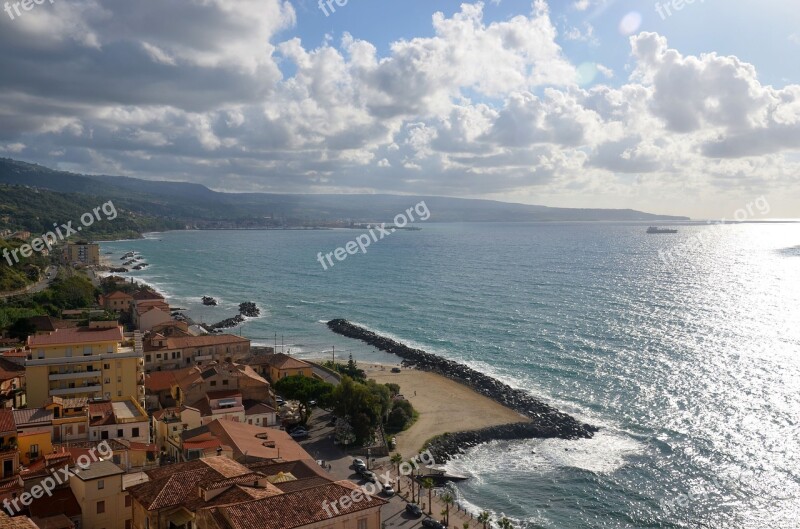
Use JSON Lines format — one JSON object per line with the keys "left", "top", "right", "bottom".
{"left": 327, "top": 319, "right": 598, "bottom": 462}
{"left": 360, "top": 362, "right": 530, "bottom": 458}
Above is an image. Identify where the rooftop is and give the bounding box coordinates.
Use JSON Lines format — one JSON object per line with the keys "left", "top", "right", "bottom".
{"left": 13, "top": 408, "right": 54, "bottom": 426}
{"left": 27, "top": 326, "right": 123, "bottom": 347}
{"left": 72, "top": 460, "right": 125, "bottom": 481}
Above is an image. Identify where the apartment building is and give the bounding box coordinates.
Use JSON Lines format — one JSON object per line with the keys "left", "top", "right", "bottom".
{"left": 25, "top": 325, "right": 145, "bottom": 408}
{"left": 244, "top": 353, "right": 314, "bottom": 383}
{"left": 132, "top": 300, "right": 172, "bottom": 332}
{"left": 45, "top": 396, "right": 90, "bottom": 443}
{"left": 171, "top": 362, "right": 270, "bottom": 406}
{"left": 143, "top": 333, "right": 251, "bottom": 371}
{"left": 63, "top": 242, "right": 100, "bottom": 266}
{"left": 0, "top": 409, "right": 22, "bottom": 505}
{"left": 99, "top": 291, "right": 134, "bottom": 313}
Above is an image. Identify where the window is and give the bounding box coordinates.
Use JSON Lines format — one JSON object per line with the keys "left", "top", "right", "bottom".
{"left": 117, "top": 376, "right": 122, "bottom": 383}
{"left": 357, "top": 519, "right": 367, "bottom": 529}
{"left": 117, "top": 429, "right": 123, "bottom": 438}
{"left": 97, "top": 500, "right": 105, "bottom": 514}
{"left": 37, "top": 349, "right": 45, "bottom": 359}
{"left": 104, "top": 363, "right": 110, "bottom": 370}
{"left": 210, "top": 381, "right": 217, "bottom": 387}
{"left": 78, "top": 424, "right": 86, "bottom": 434}
{"left": 223, "top": 379, "right": 229, "bottom": 386}
{"left": 125, "top": 521, "right": 132, "bottom": 529}
{"left": 125, "top": 495, "right": 132, "bottom": 507}
{"left": 30, "top": 444, "right": 39, "bottom": 459}
{"left": 105, "top": 378, "right": 111, "bottom": 384}
{"left": 65, "top": 347, "right": 72, "bottom": 357}
{"left": 98, "top": 479, "right": 105, "bottom": 490}
{"left": 84, "top": 346, "right": 92, "bottom": 356}
{"left": 132, "top": 427, "right": 140, "bottom": 438}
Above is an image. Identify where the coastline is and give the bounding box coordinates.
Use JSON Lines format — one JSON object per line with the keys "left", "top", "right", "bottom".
{"left": 361, "top": 363, "right": 530, "bottom": 458}
{"left": 328, "top": 319, "right": 598, "bottom": 462}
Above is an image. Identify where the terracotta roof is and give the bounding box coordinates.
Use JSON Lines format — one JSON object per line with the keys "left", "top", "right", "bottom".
{"left": 27, "top": 327, "right": 122, "bottom": 347}
{"left": 145, "top": 371, "right": 178, "bottom": 392}
{"left": 207, "top": 419, "right": 313, "bottom": 463}
{"left": 132, "top": 290, "right": 164, "bottom": 301}
{"left": 30, "top": 514, "right": 75, "bottom": 529}
{"left": 0, "top": 512, "right": 40, "bottom": 529}
{"left": 104, "top": 291, "right": 133, "bottom": 300}
{"left": 244, "top": 401, "right": 275, "bottom": 416}
{"left": 207, "top": 390, "right": 242, "bottom": 400}
{"left": 136, "top": 304, "right": 169, "bottom": 317}
{"left": 0, "top": 409, "right": 15, "bottom": 434}
{"left": 27, "top": 315, "right": 56, "bottom": 332}
{"left": 206, "top": 480, "right": 387, "bottom": 529}
{"left": 261, "top": 353, "right": 311, "bottom": 370}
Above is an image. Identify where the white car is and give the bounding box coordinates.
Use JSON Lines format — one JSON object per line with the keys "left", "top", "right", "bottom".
{"left": 382, "top": 483, "right": 395, "bottom": 496}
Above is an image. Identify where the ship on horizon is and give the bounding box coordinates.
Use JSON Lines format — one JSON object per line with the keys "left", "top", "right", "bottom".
{"left": 647, "top": 226, "right": 678, "bottom": 234}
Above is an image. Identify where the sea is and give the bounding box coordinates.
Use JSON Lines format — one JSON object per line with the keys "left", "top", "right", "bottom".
{"left": 100, "top": 222, "right": 800, "bottom": 529}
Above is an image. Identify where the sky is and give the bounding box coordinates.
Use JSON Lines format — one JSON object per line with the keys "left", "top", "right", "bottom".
{"left": 0, "top": 0, "right": 799, "bottom": 218}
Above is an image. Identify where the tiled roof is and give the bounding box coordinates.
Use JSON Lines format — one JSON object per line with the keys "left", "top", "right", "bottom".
{"left": 28, "top": 486, "right": 81, "bottom": 519}
{"left": 0, "top": 512, "right": 39, "bottom": 529}
{"left": 27, "top": 326, "right": 122, "bottom": 347}
{"left": 207, "top": 390, "right": 241, "bottom": 400}
{"left": 244, "top": 401, "right": 275, "bottom": 416}
{"left": 105, "top": 291, "right": 133, "bottom": 300}
{"left": 207, "top": 419, "right": 313, "bottom": 462}
{"left": 13, "top": 408, "right": 53, "bottom": 426}
{"left": 132, "top": 290, "right": 164, "bottom": 301}
{"left": 273, "top": 476, "right": 332, "bottom": 493}
{"left": 145, "top": 370, "right": 181, "bottom": 392}
{"left": 27, "top": 315, "right": 56, "bottom": 332}
{"left": 206, "top": 480, "right": 387, "bottom": 529}
{"left": 262, "top": 353, "right": 311, "bottom": 370}
{"left": 0, "top": 409, "right": 15, "bottom": 433}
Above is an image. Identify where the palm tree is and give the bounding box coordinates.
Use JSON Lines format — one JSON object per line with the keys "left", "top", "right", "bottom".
{"left": 498, "top": 517, "right": 514, "bottom": 529}
{"left": 421, "top": 478, "right": 435, "bottom": 514}
{"left": 463, "top": 522, "right": 471, "bottom": 529}
{"left": 390, "top": 453, "right": 402, "bottom": 492}
{"left": 477, "top": 511, "right": 491, "bottom": 529}
{"left": 441, "top": 492, "right": 454, "bottom": 526}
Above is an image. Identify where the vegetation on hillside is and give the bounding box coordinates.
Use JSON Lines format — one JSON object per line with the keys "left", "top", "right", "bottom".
{"left": 0, "top": 238, "right": 49, "bottom": 291}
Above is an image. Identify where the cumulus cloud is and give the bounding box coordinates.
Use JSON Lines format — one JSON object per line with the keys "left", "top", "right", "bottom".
{"left": 0, "top": 1, "right": 797, "bottom": 216}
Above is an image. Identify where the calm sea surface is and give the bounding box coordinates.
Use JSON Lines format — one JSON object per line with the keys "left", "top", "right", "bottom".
{"left": 102, "top": 222, "right": 800, "bottom": 528}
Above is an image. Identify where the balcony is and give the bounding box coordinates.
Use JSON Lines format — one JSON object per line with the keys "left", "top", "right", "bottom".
{"left": 50, "top": 385, "right": 102, "bottom": 396}
{"left": 49, "top": 371, "right": 102, "bottom": 381}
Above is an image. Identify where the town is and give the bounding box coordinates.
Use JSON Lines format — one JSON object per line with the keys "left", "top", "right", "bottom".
{"left": 0, "top": 239, "right": 460, "bottom": 529}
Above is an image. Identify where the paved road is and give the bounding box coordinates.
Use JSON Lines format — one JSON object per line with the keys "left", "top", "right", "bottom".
{"left": 0, "top": 265, "right": 56, "bottom": 299}
{"left": 298, "top": 408, "right": 458, "bottom": 529}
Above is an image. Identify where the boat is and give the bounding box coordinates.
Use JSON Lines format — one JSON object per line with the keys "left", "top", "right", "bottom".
{"left": 647, "top": 226, "right": 678, "bottom": 234}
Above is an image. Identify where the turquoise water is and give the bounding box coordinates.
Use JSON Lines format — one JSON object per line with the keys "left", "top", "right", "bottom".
{"left": 102, "top": 222, "right": 800, "bottom": 528}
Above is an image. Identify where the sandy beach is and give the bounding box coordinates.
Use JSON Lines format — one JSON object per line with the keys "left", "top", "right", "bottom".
{"left": 362, "top": 363, "right": 530, "bottom": 457}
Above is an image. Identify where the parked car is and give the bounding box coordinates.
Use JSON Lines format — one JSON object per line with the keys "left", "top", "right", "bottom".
{"left": 421, "top": 519, "right": 446, "bottom": 529}
{"left": 391, "top": 367, "right": 401, "bottom": 373}
{"left": 354, "top": 463, "right": 367, "bottom": 475}
{"left": 382, "top": 483, "right": 395, "bottom": 496}
{"left": 361, "top": 470, "right": 377, "bottom": 481}
{"left": 308, "top": 400, "right": 317, "bottom": 406}
{"left": 405, "top": 503, "right": 423, "bottom": 517}
{"left": 352, "top": 458, "right": 365, "bottom": 467}
{"left": 289, "top": 429, "right": 308, "bottom": 439}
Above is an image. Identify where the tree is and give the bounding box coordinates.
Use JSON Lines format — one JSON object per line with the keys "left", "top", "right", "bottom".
{"left": 463, "top": 523, "right": 471, "bottom": 529}
{"left": 421, "top": 478, "right": 435, "bottom": 515}
{"left": 478, "top": 511, "right": 491, "bottom": 529}
{"left": 390, "top": 453, "right": 403, "bottom": 492}
{"left": 498, "top": 517, "right": 514, "bottom": 529}
{"left": 384, "top": 383, "right": 400, "bottom": 396}
{"left": 274, "top": 375, "right": 334, "bottom": 424}
{"left": 442, "top": 492, "right": 454, "bottom": 526}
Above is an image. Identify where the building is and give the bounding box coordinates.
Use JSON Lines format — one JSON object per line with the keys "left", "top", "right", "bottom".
{"left": 153, "top": 406, "right": 202, "bottom": 462}
{"left": 25, "top": 326, "right": 145, "bottom": 408}
{"left": 132, "top": 300, "right": 172, "bottom": 332}
{"left": 181, "top": 419, "right": 311, "bottom": 463}
{"left": 12, "top": 408, "right": 53, "bottom": 466}
{"left": 99, "top": 291, "right": 134, "bottom": 313}
{"left": 127, "top": 456, "right": 387, "bottom": 529}
{"left": 0, "top": 357, "right": 25, "bottom": 408}
{"left": 171, "top": 363, "right": 270, "bottom": 407}
{"left": 68, "top": 460, "right": 130, "bottom": 529}
{"left": 245, "top": 353, "right": 314, "bottom": 383}
{"left": 88, "top": 398, "right": 150, "bottom": 444}
{"left": 143, "top": 334, "right": 251, "bottom": 371}
{"left": 45, "top": 397, "right": 90, "bottom": 443}
{"left": 63, "top": 242, "right": 100, "bottom": 266}
{"left": 0, "top": 409, "right": 22, "bottom": 505}
{"left": 0, "top": 511, "right": 40, "bottom": 529}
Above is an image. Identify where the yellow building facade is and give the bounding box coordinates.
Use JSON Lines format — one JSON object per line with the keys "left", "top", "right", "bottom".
{"left": 25, "top": 326, "right": 145, "bottom": 409}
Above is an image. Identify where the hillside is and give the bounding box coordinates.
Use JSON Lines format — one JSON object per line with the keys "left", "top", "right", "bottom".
{"left": 0, "top": 158, "right": 690, "bottom": 226}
